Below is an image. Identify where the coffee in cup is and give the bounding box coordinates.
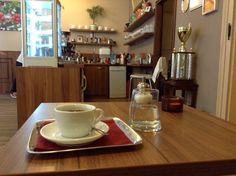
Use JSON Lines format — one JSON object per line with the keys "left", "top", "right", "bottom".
{"left": 54, "top": 103, "right": 104, "bottom": 138}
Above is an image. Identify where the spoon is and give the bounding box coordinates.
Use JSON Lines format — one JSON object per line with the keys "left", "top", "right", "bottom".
{"left": 93, "top": 127, "right": 109, "bottom": 135}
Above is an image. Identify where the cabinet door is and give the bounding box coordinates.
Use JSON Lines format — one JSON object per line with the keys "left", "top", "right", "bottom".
{"left": 96, "top": 66, "right": 109, "bottom": 97}
{"left": 84, "top": 66, "right": 109, "bottom": 98}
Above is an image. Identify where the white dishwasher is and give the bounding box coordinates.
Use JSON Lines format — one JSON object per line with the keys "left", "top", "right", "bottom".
{"left": 109, "top": 66, "right": 126, "bottom": 98}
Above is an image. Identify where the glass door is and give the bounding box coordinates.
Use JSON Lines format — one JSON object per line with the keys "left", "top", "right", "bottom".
{"left": 57, "top": 2, "right": 61, "bottom": 58}
{"left": 22, "top": 0, "right": 60, "bottom": 67}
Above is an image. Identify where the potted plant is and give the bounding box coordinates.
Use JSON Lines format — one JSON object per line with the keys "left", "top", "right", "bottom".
{"left": 86, "top": 5, "right": 104, "bottom": 30}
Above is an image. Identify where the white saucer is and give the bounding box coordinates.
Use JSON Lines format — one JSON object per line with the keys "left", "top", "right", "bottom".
{"left": 40, "top": 121, "right": 109, "bottom": 147}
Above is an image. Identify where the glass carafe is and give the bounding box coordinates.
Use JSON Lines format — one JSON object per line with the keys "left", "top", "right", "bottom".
{"left": 129, "top": 82, "right": 162, "bottom": 132}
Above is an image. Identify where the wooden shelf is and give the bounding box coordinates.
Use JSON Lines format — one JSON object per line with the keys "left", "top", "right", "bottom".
{"left": 69, "top": 42, "right": 116, "bottom": 47}
{"left": 132, "top": 1, "right": 142, "bottom": 13}
{"left": 126, "top": 64, "right": 153, "bottom": 68}
{"left": 70, "top": 28, "right": 116, "bottom": 33}
{"left": 124, "top": 10, "right": 155, "bottom": 32}
{"left": 124, "top": 32, "right": 154, "bottom": 46}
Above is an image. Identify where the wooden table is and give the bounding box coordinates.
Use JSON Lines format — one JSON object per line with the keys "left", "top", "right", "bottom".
{"left": 1, "top": 102, "right": 236, "bottom": 176}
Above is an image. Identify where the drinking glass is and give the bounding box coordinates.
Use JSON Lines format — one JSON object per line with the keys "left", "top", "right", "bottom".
{"left": 129, "top": 88, "right": 162, "bottom": 132}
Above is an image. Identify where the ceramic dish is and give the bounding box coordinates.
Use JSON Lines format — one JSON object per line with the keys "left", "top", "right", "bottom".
{"left": 40, "top": 121, "right": 109, "bottom": 146}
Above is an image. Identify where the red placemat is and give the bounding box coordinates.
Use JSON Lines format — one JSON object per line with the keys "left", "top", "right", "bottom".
{"left": 34, "top": 119, "right": 133, "bottom": 151}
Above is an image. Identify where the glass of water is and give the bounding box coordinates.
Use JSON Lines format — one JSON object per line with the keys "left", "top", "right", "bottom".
{"left": 129, "top": 88, "right": 162, "bottom": 132}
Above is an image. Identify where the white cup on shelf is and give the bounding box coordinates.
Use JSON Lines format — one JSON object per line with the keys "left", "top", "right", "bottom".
{"left": 98, "top": 26, "right": 103, "bottom": 30}
{"left": 104, "top": 26, "right": 110, "bottom": 31}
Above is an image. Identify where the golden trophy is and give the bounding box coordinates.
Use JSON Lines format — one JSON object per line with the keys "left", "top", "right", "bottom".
{"left": 177, "top": 23, "right": 192, "bottom": 52}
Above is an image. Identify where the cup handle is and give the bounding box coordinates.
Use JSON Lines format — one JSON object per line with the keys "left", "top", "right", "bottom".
{"left": 94, "top": 108, "right": 104, "bottom": 124}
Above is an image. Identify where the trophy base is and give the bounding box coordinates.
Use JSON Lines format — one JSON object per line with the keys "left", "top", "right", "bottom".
{"left": 179, "top": 44, "right": 187, "bottom": 52}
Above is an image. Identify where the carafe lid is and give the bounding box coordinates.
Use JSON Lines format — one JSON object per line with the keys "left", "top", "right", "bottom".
{"left": 137, "top": 82, "right": 150, "bottom": 92}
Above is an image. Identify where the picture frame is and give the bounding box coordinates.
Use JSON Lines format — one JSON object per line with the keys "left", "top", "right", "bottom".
{"left": 202, "top": 0, "right": 217, "bottom": 15}
{"left": 189, "top": 0, "right": 202, "bottom": 11}
{"left": 0, "top": 0, "right": 21, "bottom": 31}
{"left": 144, "top": 6, "right": 151, "bottom": 12}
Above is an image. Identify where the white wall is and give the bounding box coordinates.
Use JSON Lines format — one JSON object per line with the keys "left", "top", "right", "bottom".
{"left": 60, "top": 0, "right": 129, "bottom": 54}
{"left": 0, "top": 31, "right": 21, "bottom": 51}
{"left": 0, "top": 0, "right": 130, "bottom": 53}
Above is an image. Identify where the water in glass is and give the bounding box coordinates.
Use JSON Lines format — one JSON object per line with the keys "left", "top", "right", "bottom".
{"left": 129, "top": 85, "right": 162, "bottom": 132}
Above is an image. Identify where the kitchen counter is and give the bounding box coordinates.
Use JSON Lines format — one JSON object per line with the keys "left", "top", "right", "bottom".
{"left": 59, "top": 61, "right": 153, "bottom": 99}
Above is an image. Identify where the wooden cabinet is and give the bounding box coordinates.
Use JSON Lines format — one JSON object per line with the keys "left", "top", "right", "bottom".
{"left": 0, "top": 51, "right": 20, "bottom": 93}
{"left": 16, "top": 67, "right": 83, "bottom": 127}
{"left": 84, "top": 65, "right": 109, "bottom": 98}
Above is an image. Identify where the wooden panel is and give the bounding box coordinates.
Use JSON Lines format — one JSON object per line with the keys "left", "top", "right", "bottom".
{"left": 84, "top": 65, "right": 109, "bottom": 98}
{"left": 0, "top": 60, "right": 10, "bottom": 79}
{"left": 16, "top": 67, "right": 83, "bottom": 128}
{"left": 153, "top": 1, "right": 164, "bottom": 65}
{"left": 0, "top": 51, "right": 20, "bottom": 93}
{"left": 84, "top": 66, "right": 97, "bottom": 96}
{"left": 7, "top": 51, "right": 19, "bottom": 81}
{"left": 96, "top": 66, "right": 109, "bottom": 97}
{"left": 0, "top": 58, "right": 12, "bottom": 93}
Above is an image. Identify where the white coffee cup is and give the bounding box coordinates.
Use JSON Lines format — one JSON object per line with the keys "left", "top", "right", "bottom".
{"left": 98, "top": 26, "right": 103, "bottom": 30}
{"left": 54, "top": 103, "right": 104, "bottom": 138}
{"left": 104, "top": 26, "right": 109, "bottom": 31}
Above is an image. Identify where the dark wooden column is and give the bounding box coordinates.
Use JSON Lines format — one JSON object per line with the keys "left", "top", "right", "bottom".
{"left": 152, "top": 0, "right": 166, "bottom": 66}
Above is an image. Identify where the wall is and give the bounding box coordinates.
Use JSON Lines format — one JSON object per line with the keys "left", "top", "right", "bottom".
{"left": 60, "top": 0, "right": 129, "bottom": 54}
{"left": 0, "top": 0, "right": 129, "bottom": 54}
{"left": 228, "top": 8, "right": 236, "bottom": 124}
{"left": 127, "top": 0, "right": 156, "bottom": 55}
{"left": 175, "top": 0, "right": 223, "bottom": 115}
{"left": 0, "top": 31, "right": 21, "bottom": 51}
{"left": 229, "top": 54, "right": 236, "bottom": 124}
